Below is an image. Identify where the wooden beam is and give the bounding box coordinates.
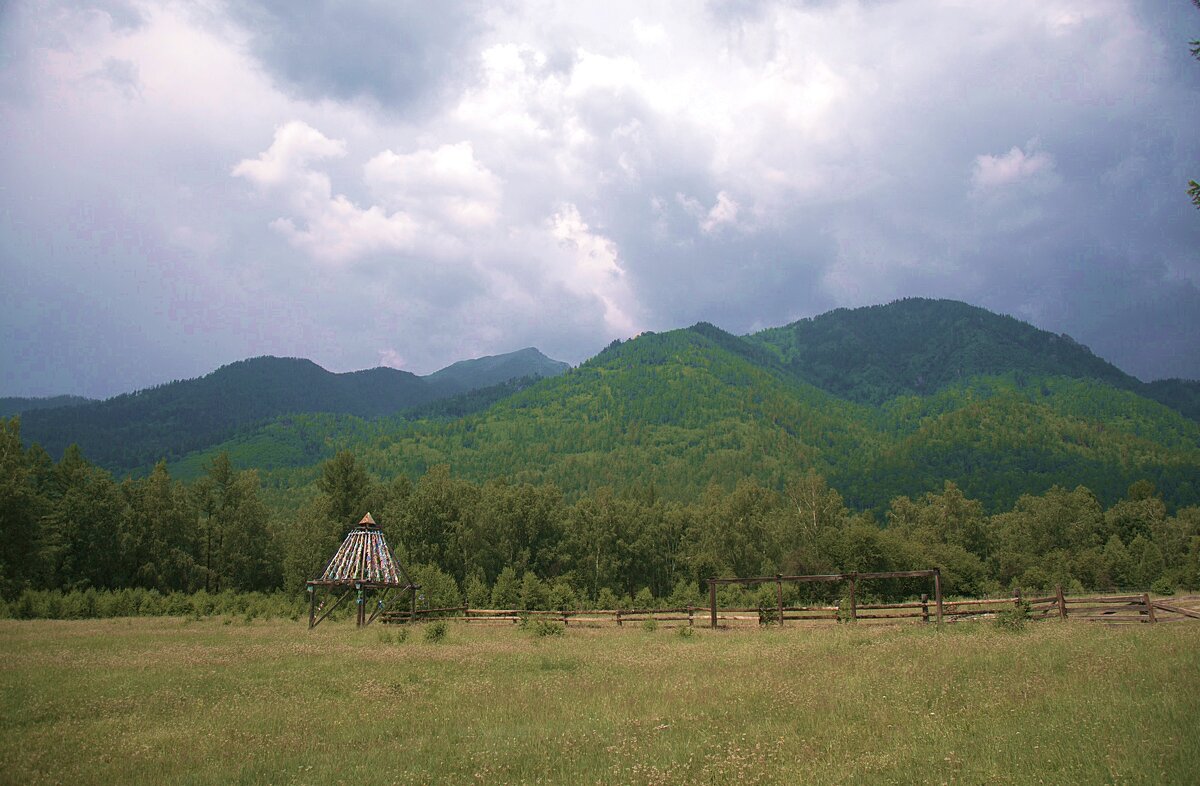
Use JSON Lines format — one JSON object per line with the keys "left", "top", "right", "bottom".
{"left": 933, "top": 569, "right": 943, "bottom": 625}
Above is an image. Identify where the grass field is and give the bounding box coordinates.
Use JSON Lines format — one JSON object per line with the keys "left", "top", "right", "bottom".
{"left": 2, "top": 617, "right": 1198, "bottom": 785}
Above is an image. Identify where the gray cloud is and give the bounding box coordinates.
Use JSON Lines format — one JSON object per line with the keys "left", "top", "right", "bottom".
{"left": 230, "top": 0, "right": 490, "bottom": 114}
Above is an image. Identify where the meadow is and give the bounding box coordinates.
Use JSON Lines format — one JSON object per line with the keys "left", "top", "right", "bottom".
{"left": 1, "top": 617, "right": 1198, "bottom": 785}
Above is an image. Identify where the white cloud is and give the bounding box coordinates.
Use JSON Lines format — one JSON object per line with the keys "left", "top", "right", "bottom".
{"left": 550, "top": 204, "right": 641, "bottom": 337}
{"left": 233, "top": 121, "right": 424, "bottom": 263}
{"left": 971, "top": 142, "right": 1056, "bottom": 190}
{"left": 364, "top": 142, "right": 501, "bottom": 229}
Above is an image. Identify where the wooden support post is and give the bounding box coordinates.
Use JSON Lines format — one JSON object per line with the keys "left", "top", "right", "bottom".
{"left": 1143, "top": 593, "right": 1157, "bottom": 624}
{"left": 933, "top": 569, "right": 943, "bottom": 625}
{"left": 709, "top": 579, "right": 718, "bottom": 629}
{"left": 1014, "top": 586, "right": 1022, "bottom": 610}
{"left": 562, "top": 607, "right": 568, "bottom": 627}
{"left": 920, "top": 593, "right": 929, "bottom": 624}
{"left": 1056, "top": 585, "right": 1067, "bottom": 620}
{"left": 411, "top": 587, "right": 417, "bottom": 618}
{"left": 616, "top": 608, "right": 622, "bottom": 627}
{"left": 688, "top": 604, "right": 694, "bottom": 627}
{"left": 848, "top": 574, "right": 858, "bottom": 622}
{"left": 356, "top": 585, "right": 365, "bottom": 627}
{"left": 776, "top": 575, "right": 785, "bottom": 627}
{"left": 308, "top": 584, "right": 316, "bottom": 630}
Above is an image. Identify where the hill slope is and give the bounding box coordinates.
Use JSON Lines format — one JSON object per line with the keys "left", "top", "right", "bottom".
{"left": 18, "top": 349, "right": 570, "bottom": 473}
{"left": 208, "top": 322, "right": 1199, "bottom": 513}
{"left": 0, "top": 395, "right": 95, "bottom": 418}
{"left": 424, "top": 347, "right": 569, "bottom": 396}
{"left": 747, "top": 298, "right": 1142, "bottom": 405}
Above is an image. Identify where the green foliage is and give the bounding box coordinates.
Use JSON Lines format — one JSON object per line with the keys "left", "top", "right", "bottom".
{"left": 676, "top": 625, "right": 695, "bottom": 639}
{"left": 1151, "top": 577, "right": 1176, "bottom": 596}
{"left": 422, "top": 620, "right": 448, "bottom": 643}
{"left": 994, "top": 599, "right": 1031, "bottom": 631}
{"left": 641, "top": 618, "right": 658, "bottom": 632}
{"left": 526, "top": 618, "right": 565, "bottom": 637}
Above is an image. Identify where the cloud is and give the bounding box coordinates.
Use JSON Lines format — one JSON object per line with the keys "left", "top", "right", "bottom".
{"left": 229, "top": 0, "right": 489, "bottom": 111}
{"left": 549, "top": 204, "right": 642, "bottom": 337}
{"left": 364, "top": 142, "right": 501, "bottom": 229}
{"left": 2, "top": 0, "right": 1199, "bottom": 399}
{"left": 971, "top": 142, "right": 1057, "bottom": 190}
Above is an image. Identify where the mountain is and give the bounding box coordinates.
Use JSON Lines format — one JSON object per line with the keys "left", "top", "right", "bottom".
{"left": 0, "top": 395, "right": 95, "bottom": 418}
{"left": 747, "top": 298, "right": 1142, "bottom": 406}
{"left": 1142, "top": 379, "right": 1200, "bottom": 422}
{"left": 200, "top": 318, "right": 1198, "bottom": 513}
{"left": 425, "top": 347, "right": 569, "bottom": 396}
{"left": 16, "top": 349, "right": 570, "bottom": 473}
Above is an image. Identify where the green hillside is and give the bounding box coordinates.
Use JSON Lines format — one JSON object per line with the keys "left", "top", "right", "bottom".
{"left": 18, "top": 350, "right": 570, "bottom": 475}
{"left": 748, "top": 298, "right": 1141, "bottom": 405}
{"left": 174, "top": 319, "right": 1200, "bottom": 514}
{"left": 0, "top": 395, "right": 95, "bottom": 418}
{"left": 424, "top": 347, "right": 569, "bottom": 396}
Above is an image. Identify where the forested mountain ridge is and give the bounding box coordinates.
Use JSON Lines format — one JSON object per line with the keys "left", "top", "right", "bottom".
{"left": 747, "top": 299, "right": 1197, "bottom": 417}
{"left": 0, "top": 395, "right": 95, "bottom": 418}
{"left": 16, "top": 350, "right": 570, "bottom": 474}
{"left": 182, "top": 321, "right": 1200, "bottom": 515}
{"left": 424, "top": 347, "right": 569, "bottom": 396}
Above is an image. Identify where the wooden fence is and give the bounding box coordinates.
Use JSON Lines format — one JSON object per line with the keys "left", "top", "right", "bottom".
{"left": 380, "top": 591, "right": 1200, "bottom": 628}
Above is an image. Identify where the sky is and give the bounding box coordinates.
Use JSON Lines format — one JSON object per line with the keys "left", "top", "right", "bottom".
{"left": 1, "top": 0, "right": 1198, "bottom": 399}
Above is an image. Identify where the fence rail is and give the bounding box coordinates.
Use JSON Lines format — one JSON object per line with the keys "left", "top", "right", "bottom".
{"left": 379, "top": 589, "right": 1200, "bottom": 628}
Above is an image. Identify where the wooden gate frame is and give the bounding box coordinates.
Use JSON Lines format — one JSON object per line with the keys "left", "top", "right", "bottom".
{"left": 706, "top": 569, "right": 943, "bottom": 628}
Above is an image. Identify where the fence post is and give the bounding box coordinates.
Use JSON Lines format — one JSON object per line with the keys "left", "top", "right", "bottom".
{"left": 848, "top": 574, "right": 858, "bottom": 622}
{"left": 562, "top": 606, "right": 568, "bottom": 627}
{"left": 920, "top": 593, "right": 929, "bottom": 624}
{"left": 1014, "top": 586, "right": 1022, "bottom": 612}
{"left": 616, "top": 608, "right": 622, "bottom": 627}
{"left": 776, "top": 574, "right": 785, "bottom": 627}
{"left": 308, "top": 584, "right": 316, "bottom": 630}
{"left": 709, "top": 579, "right": 718, "bottom": 629}
{"left": 1143, "top": 593, "right": 1157, "bottom": 624}
{"left": 1056, "top": 585, "right": 1067, "bottom": 620}
{"left": 933, "top": 569, "right": 943, "bottom": 625}
{"left": 688, "top": 604, "right": 694, "bottom": 627}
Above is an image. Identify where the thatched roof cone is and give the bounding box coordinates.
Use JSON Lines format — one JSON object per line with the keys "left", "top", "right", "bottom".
{"left": 316, "top": 512, "right": 407, "bottom": 586}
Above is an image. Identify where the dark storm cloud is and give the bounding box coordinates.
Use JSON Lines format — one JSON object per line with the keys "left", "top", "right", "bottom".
{"left": 230, "top": 0, "right": 490, "bottom": 113}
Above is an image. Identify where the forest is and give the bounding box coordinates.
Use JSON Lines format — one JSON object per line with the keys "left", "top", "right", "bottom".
{"left": 4, "top": 301, "right": 1198, "bottom": 617}
{"left": 3, "top": 417, "right": 1197, "bottom": 617}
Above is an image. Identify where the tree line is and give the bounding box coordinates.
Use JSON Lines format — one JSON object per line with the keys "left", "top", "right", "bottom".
{"left": 3, "top": 417, "right": 1198, "bottom": 612}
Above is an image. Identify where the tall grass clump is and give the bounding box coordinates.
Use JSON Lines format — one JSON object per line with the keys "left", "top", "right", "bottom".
{"left": 422, "top": 620, "right": 448, "bottom": 643}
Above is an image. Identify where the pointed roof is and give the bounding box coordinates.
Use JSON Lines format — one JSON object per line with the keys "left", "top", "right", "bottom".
{"left": 315, "top": 512, "right": 410, "bottom": 586}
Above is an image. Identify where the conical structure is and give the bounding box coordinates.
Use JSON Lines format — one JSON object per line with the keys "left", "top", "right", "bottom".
{"left": 307, "top": 513, "right": 419, "bottom": 629}
{"left": 318, "top": 513, "right": 405, "bottom": 585}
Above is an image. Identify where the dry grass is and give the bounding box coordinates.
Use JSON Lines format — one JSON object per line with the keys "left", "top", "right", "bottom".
{"left": 1, "top": 617, "right": 1198, "bottom": 784}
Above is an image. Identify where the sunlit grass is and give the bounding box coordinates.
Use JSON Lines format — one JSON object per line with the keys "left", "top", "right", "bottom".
{"left": 1, "top": 618, "right": 1197, "bottom": 784}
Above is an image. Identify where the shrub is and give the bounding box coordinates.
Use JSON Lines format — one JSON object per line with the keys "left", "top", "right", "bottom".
{"left": 1150, "top": 577, "right": 1176, "bottom": 596}
{"left": 758, "top": 605, "right": 779, "bottom": 626}
{"left": 528, "top": 619, "right": 565, "bottom": 638}
{"left": 677, "top": 626, "right": 695, "bottom": 639}
{"left": 641, "top": 618, "right": 658, "bottom": 633}
{"left": 994, "top": 599, "right": 1031, "bottom": 631}
{"left": 392, "top": 626, "right": 409, "bottom": 643}
{"left": 423, "top": 621, "right": 448, "bottom": 643}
